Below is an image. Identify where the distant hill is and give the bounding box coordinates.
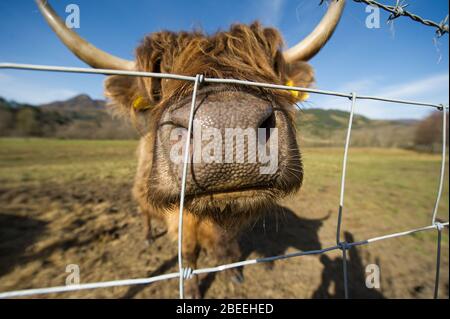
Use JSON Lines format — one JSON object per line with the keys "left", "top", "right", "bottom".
{"left": 0, "top": 95, "right": 137, "bottom": 139}
{"left": 296, "top": 108, "right": 418, "bottom": 148}
{"left": 0, "top": 94, "right": 419, "bottom": 147}
{"left": 40, "top": 94, "right": 106, "bottom": 111}
{"left": 297, "top": 108, "right": 371, "bottom": 129}
{"left": 297, "top": 108, "right": 418, "bottom": 130}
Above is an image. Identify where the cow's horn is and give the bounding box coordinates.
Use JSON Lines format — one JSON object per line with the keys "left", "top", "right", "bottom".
{"left": 283, "top": 0, "right": 345, "bottom": 62}
{"left": 36, "top": 0, "right": 134, "bottom": 70}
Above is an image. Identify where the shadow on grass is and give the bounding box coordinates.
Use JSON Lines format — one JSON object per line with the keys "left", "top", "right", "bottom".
{"left": 0, "top": 213, "right": 47, "bottom": 277}
{"left": 120, "top": 205, "right": 385, "bottom": 298}
{"left": 312, "top": 232, "right": 385, "bottom": 299}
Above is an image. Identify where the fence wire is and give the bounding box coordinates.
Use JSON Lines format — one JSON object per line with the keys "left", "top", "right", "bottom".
{"left": 352, "top": 0, "right": 449, "bottom": 36}
{"left": 0, "top": 62, "right": 448, "bottom": 299}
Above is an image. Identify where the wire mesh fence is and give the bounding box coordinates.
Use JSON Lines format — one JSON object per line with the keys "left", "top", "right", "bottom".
{"left": 0, "top": 62, "right": 448, "bottom": 299}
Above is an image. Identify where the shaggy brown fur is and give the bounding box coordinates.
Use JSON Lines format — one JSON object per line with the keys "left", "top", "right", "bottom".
{"left": 105, "top": 22, "right": 314, "bottom": 118}
{"left": 104, "top": 22, "right": 315, "bottom": 298}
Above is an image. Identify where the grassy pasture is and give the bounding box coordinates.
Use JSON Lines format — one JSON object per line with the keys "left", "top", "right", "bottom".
{"left": 0, "top": 138, "right": 448, "bottom": 298}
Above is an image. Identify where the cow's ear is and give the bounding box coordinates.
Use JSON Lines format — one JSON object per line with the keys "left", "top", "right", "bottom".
{"left": 285, "top": 61, "right": 315, "bottom": 89}
{"left": 104, "top": 75, "right": 149, "bottom": 118}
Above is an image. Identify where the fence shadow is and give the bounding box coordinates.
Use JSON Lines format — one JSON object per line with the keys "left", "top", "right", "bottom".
{"left": 122, "top": 205, "right": 330, "bottom": 298}
{"left": 312, "top": 231, "right": 385, "bottom": 299}
{"left": 119, "top": 206, "right": 386, "bottom": 299}
{"left": 239, "top": 205, "right": 329, "bottom": 264}
{"left": 0, "top": 213, "right": 47, "bottom": 277}
{"left": 198, "top": 205, "right": 330, "bottom": 297}
{"left": 120, "top": 255, "right": 178, "bottom": 299}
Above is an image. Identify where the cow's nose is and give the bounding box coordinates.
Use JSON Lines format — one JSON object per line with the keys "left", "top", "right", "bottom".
{"left": 168, "top": 90, "right": 280, "bottom": 193}
{"left": 170, "top": 91, "right": 274, "bottom": 132}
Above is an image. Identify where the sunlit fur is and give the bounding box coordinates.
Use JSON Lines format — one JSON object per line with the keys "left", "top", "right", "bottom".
{"left": 104, "top": 22, "right": 315, "bottom": 298}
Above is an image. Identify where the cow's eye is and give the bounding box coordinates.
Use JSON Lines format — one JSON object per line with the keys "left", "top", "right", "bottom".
{"left": 151, "top": 59, "right": 162, "bottom": 103}
{"left": 273, "top": 51, "right": 284, "bottom": 76}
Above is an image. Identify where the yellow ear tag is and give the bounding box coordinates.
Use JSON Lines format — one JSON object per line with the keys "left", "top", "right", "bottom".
{"left": 132, "top": 96, "right": 151, "bottom": 110}
{"left": 285, "top": 80, "right": 309, "bottom": 102}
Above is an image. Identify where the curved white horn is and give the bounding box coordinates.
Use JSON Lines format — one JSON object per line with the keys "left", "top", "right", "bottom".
{"left": 36, "top": 0, "right": 134, "bottom": 70}
{"left": 283, "top": 0, "right": 346, "bottom": 62}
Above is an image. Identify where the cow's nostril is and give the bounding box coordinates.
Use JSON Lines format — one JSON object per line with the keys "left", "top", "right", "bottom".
{"left": 259, "top": 113, "right": 276, "bottom": 142}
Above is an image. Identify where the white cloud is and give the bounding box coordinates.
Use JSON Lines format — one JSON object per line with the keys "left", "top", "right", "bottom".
{"left": 333, "top": 76, "right": 384, "bottom": 94}
{"left": 308, "top": 73, "right": 449, "bottom": 120}
{"left": 375, "top": 73, "right": 449, "bottom": 101}
{"left": 257, "top": 0, "right": 286, "bottom": 27}
{"left": 0, "top": 73, "right": 12, "bottom": 81}
{"left": 0, "top": 72, "right": 80, "bottom": 105}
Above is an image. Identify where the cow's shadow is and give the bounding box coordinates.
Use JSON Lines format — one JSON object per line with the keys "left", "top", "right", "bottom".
{"left": 122, "top": 205, "right": 385, "bottom": 299}
{"left": 0, "top": 213, "right": 47, "bottom": 277}
{"left": 209, "top": 206, "right": 384, "bottom": 299}
{"left": 239, "top": 205, "right": 328, "bottom": 263}
{"left": 197, "top": 205, "right": 330, "bottom": 297}
{"left": 312, "top": 231, "right": 385, "bottom": 299}
{"left": 121, "top": 204, "right": 328, "bottom": 298}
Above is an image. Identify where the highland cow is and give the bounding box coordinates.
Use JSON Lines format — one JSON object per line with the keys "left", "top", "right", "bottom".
{"left": 37, "top": 0, "right": 345, "bottom": 298}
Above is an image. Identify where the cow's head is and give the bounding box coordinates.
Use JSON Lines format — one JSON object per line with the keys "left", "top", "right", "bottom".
{"left": 37, "top": 0, "right": 345, "bottom": 224}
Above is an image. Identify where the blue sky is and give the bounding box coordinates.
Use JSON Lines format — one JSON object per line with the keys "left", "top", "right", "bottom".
{"left": 0, "top": 0, "right": 448, "bottom": 119}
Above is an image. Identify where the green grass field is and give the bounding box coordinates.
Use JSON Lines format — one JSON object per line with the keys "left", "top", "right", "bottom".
{"left": 1, "top": 138, "right": 447, "bottom": 219}
{"left": 0, "top": 138, "right": 448, "bottom": 298}
{"left": 0, "top": 138, "right": 137, "bottom": 184}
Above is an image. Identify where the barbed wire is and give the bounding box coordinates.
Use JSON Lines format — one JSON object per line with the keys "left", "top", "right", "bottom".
{"left": 350, "top": 0, "right": 449, "bottom": 36}
{"left": 0, "top": 63, "right": 448, "bottom": 299}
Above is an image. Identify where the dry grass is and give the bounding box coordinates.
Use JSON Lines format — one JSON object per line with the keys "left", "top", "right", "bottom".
{"left": 0, "top": 138, "right": 448, "bottom": 298}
